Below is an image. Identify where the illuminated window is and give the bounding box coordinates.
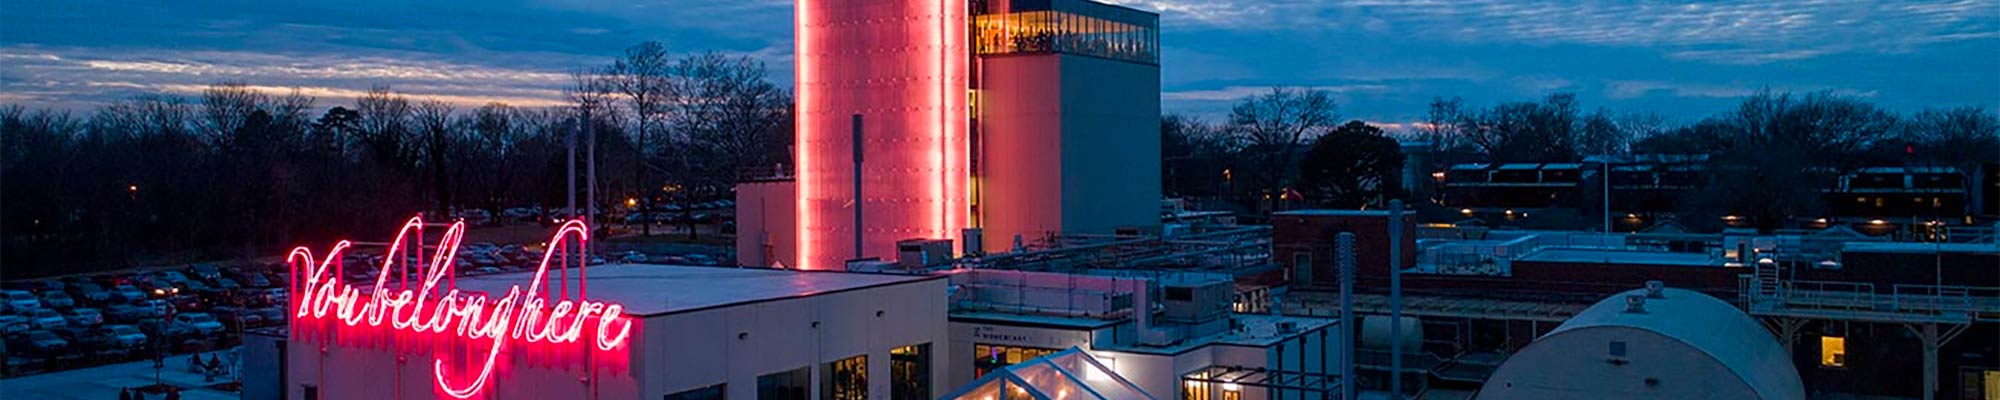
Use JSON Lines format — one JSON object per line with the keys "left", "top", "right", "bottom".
{"left": 891, "top": 344, "right": 931, "bottom": 400}
{"left": 974, "top": 344, "right": 1060, "bottom": 378}
{"left": 1821, "top": 336, "right": 1846, "bottom": 368}
{"left": 823, "top": 354, "right": 868, "bottom": 400}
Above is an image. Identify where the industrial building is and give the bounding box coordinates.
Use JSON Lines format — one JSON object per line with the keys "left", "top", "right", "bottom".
{"left": 266, "top": 260, "right": 950, "bottom": 400}
{"left": 741, "top": 0, "right": 1162, "bottom": 270}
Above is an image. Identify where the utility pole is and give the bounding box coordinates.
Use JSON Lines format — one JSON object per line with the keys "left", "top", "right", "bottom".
{"left": 1602, "top": 160, "right": 1612, "bottom": 233}
{"left": 567, "top": 119, "right": 578, "bottom": 224}
{"left": 586, "top": 108, "right": 598, "bottom": 234}
{"left": 1389, "top": 199, "right": 1405, "bottom": 399}
{"left": 852, "top": 114, "right": 865, "bottom": 261}
{"left": 1337, "top": 232, "right": 1357, "bottom": 400}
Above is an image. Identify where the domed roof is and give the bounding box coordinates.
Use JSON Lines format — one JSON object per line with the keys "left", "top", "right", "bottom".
{"left": 1529, "top": 286, "right": 1804, "bottom": 400}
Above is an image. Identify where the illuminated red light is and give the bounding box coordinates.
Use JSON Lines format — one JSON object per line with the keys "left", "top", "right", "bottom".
{"left": 796, "top": 0, "right": 968, "bottom": 269}
{"left": 288, "top": 217, "right": 633, "bottom": 398}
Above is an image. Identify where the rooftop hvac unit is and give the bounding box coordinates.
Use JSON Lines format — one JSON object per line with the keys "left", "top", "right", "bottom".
{"left": 1160, "top": 277, "right": 1232, "bottom": 323}
{"left": 896, "top": 238, "right": 954, "bottom": 269}
{"left": 961, "top": 228, "right": 984, "bottom": 257}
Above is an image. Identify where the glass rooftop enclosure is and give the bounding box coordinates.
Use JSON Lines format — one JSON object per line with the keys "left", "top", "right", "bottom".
{"left": 942, "top": 347, "right": 1158, "bottom": 400}
{"left": 973, "top": 0, "right": 1159, "bottom": 65}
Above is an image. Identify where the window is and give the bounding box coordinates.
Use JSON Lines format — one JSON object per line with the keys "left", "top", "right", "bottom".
{"left": 973, "top": 344, "right": 1061, "bottom": 378}
{"left": 822, "top": 354, "right": 867, "bottom": 400}
{"left": 891, "top": 344, "right": 931, "bottom": 400}
{"left": 303, "top": 384, "right": 319, "bottom": 400}
{"left": 667, "top": 383, "right": 725, "bottom": 400}
{"left": 1164, "top": 287, "right": 1193, "bottom": 301}
{"left": 1821, "top": 336, "right": 1846, "bottom": 368}
{"left": 758, "top": 366, "right": 810, "bottom": 400}
{"left": 1609, "top": 341, "right": 1627, "bottom": 357}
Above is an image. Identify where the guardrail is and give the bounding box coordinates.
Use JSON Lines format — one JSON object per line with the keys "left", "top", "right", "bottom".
{"left": 1739, "top": 275, "right": 1998, "bottom": 323}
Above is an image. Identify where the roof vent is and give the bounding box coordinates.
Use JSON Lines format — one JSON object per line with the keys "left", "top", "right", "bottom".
{"left": 1624, "top": 295, "right": 1647, "bottom": 314}
{"left": 1644, "top": 281, "right": 1665, "bottom": 298}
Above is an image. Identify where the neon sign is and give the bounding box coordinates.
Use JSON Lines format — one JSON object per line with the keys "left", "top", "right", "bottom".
{"left": 288, "top": 217, "right": 633, "bottom": 398}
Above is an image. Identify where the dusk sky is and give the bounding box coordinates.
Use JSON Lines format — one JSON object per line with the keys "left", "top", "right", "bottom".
{"left": 4, "top": 0, "right": 1997, "bottom": 127}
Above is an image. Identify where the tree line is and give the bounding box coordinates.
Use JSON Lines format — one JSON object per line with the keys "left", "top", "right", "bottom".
{"left": 1, "top": 41, "right": 791, "bottom": 276}
{"left": 1163, "top": 88, "right": 1999, "bottom": 230}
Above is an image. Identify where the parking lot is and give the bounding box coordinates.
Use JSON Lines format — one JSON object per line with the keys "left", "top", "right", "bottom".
{"left": 1, "top": 221, "right": 733, "bottom": 385}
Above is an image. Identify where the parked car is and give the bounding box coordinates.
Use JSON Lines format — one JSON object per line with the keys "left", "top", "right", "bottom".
{"left": 38, "top": 291, "right": 75, "bottom": 309}
{"left": 172, "top": 312, "right": 225, "bottom": 336}
{"left": 0, "top": 315, "right": 29, "bottom": 334}
{"left": 113, "top": 284, "right": 147, "bottom": 302}
{"left": 12, "top": 329, "right": 70, "bottom": 353}
{"left": 90, "top": 324, "right": 148, "bottom": 349}
{"left": 70, "top": 282, "right": 112, "bottom": 303}
{"left": 245, "top": 273, "right": 272, "bottom": 288}
{"left": 64, "top": 308, "right": 104, "bottom": 327}
{"left": 137, "top": 299, "right": 173, "bottom": 318}
{"left": 28, "top": 309, "right": 67, "bottom": 330}
{"left": 191, "top": 264, "right": 223, "bottom": 281}
{"left": 2, "top": 289, "right": 42, "bottom": 312}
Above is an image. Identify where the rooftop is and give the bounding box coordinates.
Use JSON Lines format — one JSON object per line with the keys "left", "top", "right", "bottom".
{"left": 1517, "top": 248, "right": 1721, "bottom": 267}
{"left": 1273, "top": 209, "right": 1416, "bottom": 217}
{"left": 452, "top": 263, "right": 939, "bottom": 317}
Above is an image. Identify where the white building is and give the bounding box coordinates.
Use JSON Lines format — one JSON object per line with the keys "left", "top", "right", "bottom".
{"left": 278, "top": 264, "right": 948, "bottom": 400}
{"left": 943, "top": 269, "right": 1341, "bottom": 399}
{"left": 1477, "top": 284, "right": 1804, "bottom": 400}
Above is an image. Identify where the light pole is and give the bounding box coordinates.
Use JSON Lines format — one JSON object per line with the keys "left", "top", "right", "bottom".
{"left": 1388, "top": 199, "right": 1405, "bottom": 399}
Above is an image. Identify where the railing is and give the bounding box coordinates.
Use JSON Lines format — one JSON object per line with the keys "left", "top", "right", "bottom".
{"left": 1739, "top": 275, "right": 1998, "bottom": 323}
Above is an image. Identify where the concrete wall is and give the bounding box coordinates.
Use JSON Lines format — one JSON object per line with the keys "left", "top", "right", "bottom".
{"left": 644, "top": 277, "right": 949, "bottom": 400}
{"left": 241, "top": 331, "right": 285, "bottom": 400}
{"left": 285, "top": 326, "right": 643, "bottom": 400}
{"left": 283, "top": 277, "right": 947, "bottom": 400}
{"left": 734, "top": 180, "right": 797, "bottom": 268}
{"left": 979, "top": 53, "right": 1161, "bottom": 254}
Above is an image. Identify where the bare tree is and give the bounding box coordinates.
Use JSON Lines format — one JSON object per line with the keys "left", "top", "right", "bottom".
{"left": 1461, "top": 93, "right": 1580, "bottom": 163}
{"left": 199, "top": 82, "right": 265, "bottom": 147}
{"left": 610, "top": 41, "right": 674, "bottom": 236}
{"left": 1901, "top": 106, "right": 1999, "bottom": 216}
{"left": 414, "top": 100, "right": 456, "bottom": 214}
{"left": 1576, "top": 107, "right": 1627, "bottom": 157}
{"left": 356, "top": 86, "right": 415, "bottom": 169}
{"left": 1225, "top": 87, "right": 1338, "bottom": 212}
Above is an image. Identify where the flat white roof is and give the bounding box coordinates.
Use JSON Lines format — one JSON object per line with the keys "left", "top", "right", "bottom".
{"left": 1273, "top": 209, "right": 1416, "bottom": 217}
{"left": 452, "top": 263, "right": 938, "bottom": 316}
{"left": 1519, "top": 248, "right": 1720, "bottom": 267}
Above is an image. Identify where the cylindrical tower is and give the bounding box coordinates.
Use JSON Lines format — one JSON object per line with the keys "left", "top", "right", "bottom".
{"left": 795, "top": 0, "right": 970, "bottom": 269}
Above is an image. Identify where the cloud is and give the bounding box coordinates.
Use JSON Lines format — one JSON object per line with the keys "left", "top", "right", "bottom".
{"left": 2, "top": 45, "right": 578, "bottom": 109}
{"left": 1602, "top": 80, "right": 1878, "bottom": 100}
{"left": 1106, "top": 0, "right": 2000, "bottom": 64}
{"left": 1162, "top": 85, "right": 1393, "bottom": 102}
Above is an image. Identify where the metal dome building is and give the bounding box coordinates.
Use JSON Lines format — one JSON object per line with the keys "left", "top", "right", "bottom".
{"left": 1477, "top": 284, "right": 1804, "bottom": 400}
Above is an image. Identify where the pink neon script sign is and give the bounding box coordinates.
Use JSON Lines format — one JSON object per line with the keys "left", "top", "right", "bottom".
{"left": 288, "top": 217, "right": 633, "bottom": 398}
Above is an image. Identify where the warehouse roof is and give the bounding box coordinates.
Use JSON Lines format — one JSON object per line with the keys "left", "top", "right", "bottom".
{"left": 452, "top": 263, "right": 940, "bottom": 316}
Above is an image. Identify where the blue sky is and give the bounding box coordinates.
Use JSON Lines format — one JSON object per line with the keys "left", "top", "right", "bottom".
{"left": 3, "top": 0, "right": 1996, "bottom": 127}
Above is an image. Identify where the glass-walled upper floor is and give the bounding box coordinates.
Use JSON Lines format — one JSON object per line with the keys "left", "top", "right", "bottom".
{"left": 972, "top": 0, "right": 1159, "bottom": 65}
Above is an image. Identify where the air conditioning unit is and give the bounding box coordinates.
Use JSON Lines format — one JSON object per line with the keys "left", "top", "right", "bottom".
{"left": 896, "top": 239, "right": 954, "bottom": 269}
{"left": 1160, "top": 276, "right": 1232, "bottom": 323}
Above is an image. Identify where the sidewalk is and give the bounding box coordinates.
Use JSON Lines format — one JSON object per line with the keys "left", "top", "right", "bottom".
{"left": 1, "top": 349, "right": 240, "bottom": 400}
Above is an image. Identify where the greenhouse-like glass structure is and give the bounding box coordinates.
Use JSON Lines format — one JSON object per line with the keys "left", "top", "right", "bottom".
{"left": 941, "top": 347, "right": 1157, "bottom": 400}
